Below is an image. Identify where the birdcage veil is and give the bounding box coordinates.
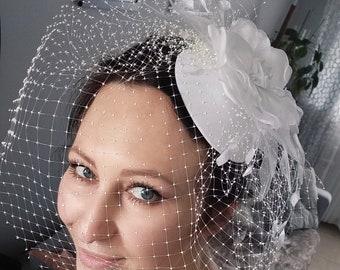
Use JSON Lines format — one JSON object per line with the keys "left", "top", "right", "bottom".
{"left": 0, "top": 0, "right": 305, "bottom": 269}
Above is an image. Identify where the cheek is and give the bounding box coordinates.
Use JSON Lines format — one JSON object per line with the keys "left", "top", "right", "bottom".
{"left": 123, "top": 198, "right": 196, "bottom": 258}
{"left": 57, "top": 177, "right": 68, "bottom": 224}
{"left": 57, "top": 176, "right": 80, "bottom": 227}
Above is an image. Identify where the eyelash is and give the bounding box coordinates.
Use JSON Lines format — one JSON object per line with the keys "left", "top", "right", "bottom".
{"left": 68, "top": 161, "right": 96, "bottom": 182}
{"left": 127, "top": 181, "right": 163, "bottom": 205}
{"left": 67, "top": 160, "right": 163, "bottom": 204}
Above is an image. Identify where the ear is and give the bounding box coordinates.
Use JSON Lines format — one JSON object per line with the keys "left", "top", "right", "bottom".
{"left": 200, "top": 202, "right": 237, "bottom": 239}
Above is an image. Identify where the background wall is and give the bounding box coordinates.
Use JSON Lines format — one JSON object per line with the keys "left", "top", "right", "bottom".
{"left": 256, "top": 0, "right": 327, "bottom": 41}
{"left": 0, "top": 0, "right": 69, "bottom": 140}
{"left": 0, "top": 0, "right": 69, "bottom": 258}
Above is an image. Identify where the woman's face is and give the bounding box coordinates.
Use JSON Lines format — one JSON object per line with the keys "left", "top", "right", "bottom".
{"left": 58, "top": 82, "right": 208, "bottom": 270}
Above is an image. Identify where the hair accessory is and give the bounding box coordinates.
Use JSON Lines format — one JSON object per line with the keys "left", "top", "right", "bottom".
{"left": 174, "top": 1, "right": 305, "bottom": 197}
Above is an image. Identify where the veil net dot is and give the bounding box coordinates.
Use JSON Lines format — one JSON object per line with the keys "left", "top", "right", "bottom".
{"left": 0, "top": 1, "right": 303, "bottom": 270}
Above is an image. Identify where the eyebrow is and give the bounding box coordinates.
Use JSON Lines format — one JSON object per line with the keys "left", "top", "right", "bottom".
{"left": 120, "top": 168, "right": 173, "bottom": 185}
{"left": 69, "top": 146, "right": 95, "bottom": 166}
{"left": 69, "top": 146, "right": 173, "bottom": 185}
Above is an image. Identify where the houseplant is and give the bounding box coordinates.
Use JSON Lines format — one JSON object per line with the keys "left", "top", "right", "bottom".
{"left": 274, "top": 28, "right": 324, "bottom": 100}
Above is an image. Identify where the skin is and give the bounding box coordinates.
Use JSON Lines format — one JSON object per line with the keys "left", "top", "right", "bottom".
{"left": 57, "top": 82, "right": 216, "bottom": 270}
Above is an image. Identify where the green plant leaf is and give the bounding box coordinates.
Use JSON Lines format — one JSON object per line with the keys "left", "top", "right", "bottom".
{"left": 312, "top": 72, "right": 319, "bottom": 88}
{"left": 312, "top": 77, "right": 319, "bottom": 88}
{"left": 314, "top": 50, "right": 322, "bottom": 62}
{"left": 304, "top": 81, "right": 312, "bottom": 90}
{"left": 301, "top": 38, "right": 311, "bottom": 46}
{"left": 285, "top": 28, "right": 299, "bottom": 41}
{"left": 296, "top": 77, "right": 309, "bottom": 89}
{"left": 319, "top": 61, "right": 324, "bottom": 71}
{"left": 295, "top": 46, "right": 308, "bottom": 58}
{"left": 297, "top": 65, "right": 313, "bottom": 75}
{"left": 295, "top": 39, "right": 303, "bottom": 46}
{"left": 287, "top": 45, "right": 296, "bottom": 57}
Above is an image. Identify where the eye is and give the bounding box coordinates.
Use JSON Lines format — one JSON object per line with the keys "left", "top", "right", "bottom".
{"left": 130, "top": 186, "right": 162, "bottom": 202}
{"left": 73, "top": 165, "right": 95, "bottom": 179}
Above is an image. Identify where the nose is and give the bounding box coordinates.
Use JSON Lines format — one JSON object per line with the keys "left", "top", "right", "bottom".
{"left": 81, "top": 191, "right": 120, "bottom": 244}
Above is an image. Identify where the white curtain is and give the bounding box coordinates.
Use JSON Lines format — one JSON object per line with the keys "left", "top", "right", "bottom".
{"left": 298, "top": 0, "right": 340, "bottom": 229}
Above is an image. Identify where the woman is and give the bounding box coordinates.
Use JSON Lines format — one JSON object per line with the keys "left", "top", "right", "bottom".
{"left": 57, "top": 36, "right": 243, "bottom": 270}
{"left": 2, "top": 2, "right": 304, "bottom": 269}
{"left": 54, "top": 12, "right": 303, "bottom": 266}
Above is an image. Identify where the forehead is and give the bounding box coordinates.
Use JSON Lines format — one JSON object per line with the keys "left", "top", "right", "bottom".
{"left": 80, "top": 82, "right": 184, "bottom": 142}
{"left": 73, "top": 82, "right": 203, "bottom": 177}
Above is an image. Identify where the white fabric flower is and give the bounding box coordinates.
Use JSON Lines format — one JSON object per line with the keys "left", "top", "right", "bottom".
{"left": 176, "top": 18, "right": 304, "bottom": 191}
{"left": 212, "top": 19, "right": 301, "bottom": 132}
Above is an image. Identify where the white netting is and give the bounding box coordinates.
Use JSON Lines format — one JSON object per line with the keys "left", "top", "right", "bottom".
{"left": 0, "top": 1, "right": 306, "bottom": 269}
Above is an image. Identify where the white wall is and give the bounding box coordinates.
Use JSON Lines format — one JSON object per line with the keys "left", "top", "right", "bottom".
{"left": 255, "top": 0, "right": 291, "bottom": 39}
{"left": 289, "top": 0, "right": 327, "bottom": 41}
{"left": 256, "top": 0, "right": 327, "bottom": 41}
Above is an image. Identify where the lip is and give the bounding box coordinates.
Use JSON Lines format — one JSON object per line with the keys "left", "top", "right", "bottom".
{"left": 77, "top": 247, "right": 125, "bottom": 269}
